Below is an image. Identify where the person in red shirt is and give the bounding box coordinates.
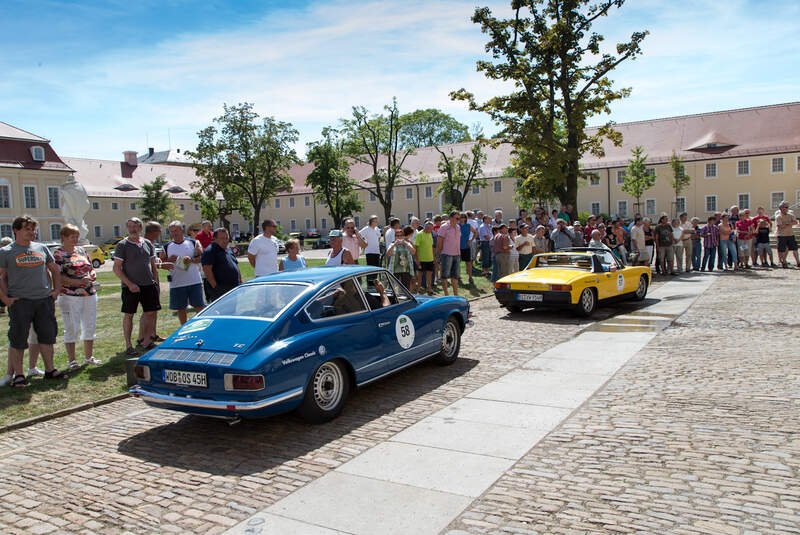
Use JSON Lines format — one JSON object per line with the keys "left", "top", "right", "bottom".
{"left": 734, "top": 209, "right": 755, "bottom": 268}
{"left": 749, "top": 206, "right": 773, "bottom": 266}
{"left": 196, "top": 220, "right": 214, "bottom": 249}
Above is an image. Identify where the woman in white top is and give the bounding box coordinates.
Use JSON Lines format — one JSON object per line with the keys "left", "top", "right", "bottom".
{"left": 325, "top": 230, "right": 354, "bottom": 266}
{"left": 360, "top": 215, "right": 382, "bottom": 266}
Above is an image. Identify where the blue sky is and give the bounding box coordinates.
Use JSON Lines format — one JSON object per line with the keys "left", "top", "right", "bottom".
{"left": 1, "top": 0, "right": 798, "bottom": 160}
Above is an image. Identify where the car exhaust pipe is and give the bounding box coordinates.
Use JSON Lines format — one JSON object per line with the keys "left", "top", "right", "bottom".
{"left": 226, "top": 417, "right": 242, "bottom": 427}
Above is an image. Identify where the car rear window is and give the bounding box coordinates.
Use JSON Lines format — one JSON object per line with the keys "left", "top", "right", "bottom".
{"left": 202, "top": 283, "right": 307, "bottom": 319}
{"left": 533, "top": 254, "right": 593, "bottom": 270}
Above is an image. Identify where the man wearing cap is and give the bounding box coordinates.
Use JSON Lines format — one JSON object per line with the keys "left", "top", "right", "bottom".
{"left": 550, "top": 219, "right": 575, "bottom": 251}
{"left": 775, "top": 201, "right": 799, "bottom": 268}
{"left": 325, "top": 230, "right": 355, "bottom": 266}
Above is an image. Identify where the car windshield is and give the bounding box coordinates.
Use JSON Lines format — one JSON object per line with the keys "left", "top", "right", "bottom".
{"left": 201, "top": 283, "right": 308, "bottom": 319}
{"left": 533, "top": 254, "right": 593, "bottom": 270}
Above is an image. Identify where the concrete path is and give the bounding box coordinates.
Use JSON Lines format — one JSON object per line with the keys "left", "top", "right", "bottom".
{"left": 223, "top": 276, "right": 717, "bottom": 535}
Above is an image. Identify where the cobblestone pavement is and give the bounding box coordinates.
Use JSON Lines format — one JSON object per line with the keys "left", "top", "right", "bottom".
{"left": 444, "top": 268, "right": 800, "bottom": 535}
{"left": 0, "top": 284, "right": 658, "bottom": 534}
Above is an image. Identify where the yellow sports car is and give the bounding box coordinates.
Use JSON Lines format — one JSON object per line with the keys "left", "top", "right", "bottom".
{"left": 494, "top": 248, "right": 651, "bottom": 317}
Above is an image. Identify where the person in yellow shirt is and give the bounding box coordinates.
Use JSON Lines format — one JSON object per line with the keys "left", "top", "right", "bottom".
{"left": 414, "top": 220, "right": 436, "bottom": 295}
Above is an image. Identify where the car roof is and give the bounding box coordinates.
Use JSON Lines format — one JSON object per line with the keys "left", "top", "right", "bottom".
{"left": 245, "top": 265, "right": 382, "bottom": 286}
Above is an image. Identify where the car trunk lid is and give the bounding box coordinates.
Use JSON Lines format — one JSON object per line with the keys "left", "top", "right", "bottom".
{"left": 160, "top": 317, "right": 270, "bottom": 354}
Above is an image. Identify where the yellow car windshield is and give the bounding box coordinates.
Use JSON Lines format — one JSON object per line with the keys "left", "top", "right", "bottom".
{"left": 533, "top": 254, "right": 593, "bottom": 270}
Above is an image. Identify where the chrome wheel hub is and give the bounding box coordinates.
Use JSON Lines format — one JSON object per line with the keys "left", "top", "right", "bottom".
{"left": 313, "top": 362, "right": 343, "bottom": 410}
{"left": 442, "top": 322, "right": 457, "bottom": 357}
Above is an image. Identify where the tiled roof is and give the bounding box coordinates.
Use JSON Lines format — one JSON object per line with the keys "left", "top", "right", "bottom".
{"left": 581, "top": 101, "right": 800, "bottom": 169}
{"left": 62, "top": 157, "right": 200, "bottom": 199}
{"left": 0, "top": 139, "right": 73, "bottom": 172}
{"left": 137, "top": 149, "right": 196, "bottom": 165}
{"left": 0, "top": 121, "right": 49, "bottom": 142}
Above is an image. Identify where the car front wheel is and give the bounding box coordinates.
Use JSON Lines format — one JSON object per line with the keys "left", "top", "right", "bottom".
{"left": 634, "top": 275, "right": 648, "bottom": 300}
{"left": 92, "top": 259, "right": 101, "bottom": 268}
{"left": 435, "top": 316, "right": 461, "bottom": 365}
{"left": 297, "top": 360, "right": 350, "bottom": 423}
{"left": 574, "top": 288, "right": 597, "bottom": 317}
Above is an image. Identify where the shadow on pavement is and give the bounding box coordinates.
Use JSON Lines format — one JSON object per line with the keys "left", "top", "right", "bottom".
{"left": 117, "top": 357, "right": 479, "bottom": 476}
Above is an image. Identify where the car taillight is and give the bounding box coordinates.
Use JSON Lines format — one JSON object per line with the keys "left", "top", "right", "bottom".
{"left": 224, "top": 374, "right": 265, "bottom": 391}
{"left": 133, "top": 365, "right": 150, "bottom": 381}
{"left": 495, "top": 283, "right": 510, "bottom": 290}
{"left": 550, "top": 284, "right": 572, "bottom": 291}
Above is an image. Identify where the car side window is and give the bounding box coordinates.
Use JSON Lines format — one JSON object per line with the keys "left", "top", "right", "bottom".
{"left": 356, "top": 272, "right": 397, "bottom": 310}
{"left": 307, "top": 279, "right": 367, "bottom": 320}
{"left": 387, "top": 273, "right": 413, "bottom": 303}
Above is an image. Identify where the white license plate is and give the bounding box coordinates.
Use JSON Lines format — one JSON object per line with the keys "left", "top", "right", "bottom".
{"left": 163, "top": 369, "right": 207, "bottom": 388}
{"left": 517, "top": 293, "right": 543, "bottom": 302}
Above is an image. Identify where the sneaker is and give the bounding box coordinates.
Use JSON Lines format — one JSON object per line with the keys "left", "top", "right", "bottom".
{"left": 85, "top": 356, "right": 102, "bottom": 365}
{"left": 27, "top": 367, "right": 45, "bottom": 378}
{"left": 66, "top": 360, "right": 81, "bottom": 371}
{"left": 0, "top": 374, "right": 12, "bottom": 387}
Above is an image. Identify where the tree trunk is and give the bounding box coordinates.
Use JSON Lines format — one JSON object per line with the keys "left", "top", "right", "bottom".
{"left": 252, "top": 205, "right": 260, "bottom": 237}
{"left": 381, "top": 201, "right": 391, "bottom": 225}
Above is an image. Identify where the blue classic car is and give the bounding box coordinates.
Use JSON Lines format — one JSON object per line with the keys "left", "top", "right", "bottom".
{"left": 130, "top": 266, "right": 471, "bottom": 423}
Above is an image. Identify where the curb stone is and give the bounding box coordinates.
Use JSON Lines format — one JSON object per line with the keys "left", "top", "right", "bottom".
{"left": 0, "top": 293, "right": 493, "bottom": 435}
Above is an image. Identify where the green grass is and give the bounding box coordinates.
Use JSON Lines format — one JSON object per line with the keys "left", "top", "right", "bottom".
{"left": 0, "top": 256, "right": 492, "bottom": 427}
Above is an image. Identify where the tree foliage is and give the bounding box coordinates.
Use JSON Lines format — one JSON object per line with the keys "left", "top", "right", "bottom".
{"left": 188, "top": 102, "right": 298, "bottom": 233}
{"left": 306, "top": 128, "right": 363, "bottom": 229}
{"left": 139, "top": 175, "right": 172, "bottom": 224}
{"left": 621, "top": 145, "right": 654, "bottom": 214}
{"left": 452, "top": 0, "right": 648, "bottom": 219}
{"left": 669, "top": 151, "right": 691, "bottom": 215}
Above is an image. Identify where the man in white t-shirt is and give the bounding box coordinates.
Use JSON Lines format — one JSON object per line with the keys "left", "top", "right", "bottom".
{"left": 360, "top": 215, "right": 382, "bottom": 266}
{"left": 247, "top": 219, "right": 279, "bottom": 277}
{"left": 162, "top": 221, "right": 204, "bottom": 325}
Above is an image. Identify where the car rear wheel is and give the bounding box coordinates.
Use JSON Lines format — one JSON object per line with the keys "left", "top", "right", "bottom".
{"left": 574, "top": 288, "right": 597, "bottom": 317}
{"left": 634, "top": 275, "right": 648, "bottom": 300}
{"left": 435, "top": 317, "right": 461, "bottom": 365}
{"left": 297, "top": 360, "right": 350, "bottom": 423}
{"left": 92, "top": 259, "right": 101, "bottom": 268}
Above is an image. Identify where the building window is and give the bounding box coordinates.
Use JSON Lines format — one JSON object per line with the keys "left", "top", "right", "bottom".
{"left": 406, "top": 213, "right": 413, "bottom": 224}
{"left": 424, "top": 186, "right": 432, "bottom": 198}
{"left": 305, "top": 218, "right": 311, "bottom": 229}
{"left": 30, "top": 146, "right": 45, "bottom": 162}
{"left": 0, "top": 224, "right": 12, "bottom": 238}
{"left": 275, "top": 199, "right": 280, "bottom": 209}
{"left": 92, "top": 201, "right": 100, "bottom": 210}
{"left": 194, "top": 204, "right": 199, "bottom": 211}
{"left": 93, "top": 226, "right": 102, "bottom": 238}
{"left": 369, "top": 192, "right": 376, "bottom": 202}
{"left": 616, "top": 170, "right": 625, "bottom": 184}
{"left": 0, "top": 179, "right": 11, "bottom": 208}
{"left": 406, "top": 187, "right": 413, "bottom": 200}
{"left": 23, "top": 185, "right": 37, "bottom": 209}
{"left": 675, "top": 197, "right": 686, "bottom": 213}
{"left": 425, "top": 212, "right": 433, "bottom": 219}
{"left": 304, "top": 196, "right": 310, "bottom": 207}
{"left": 796, "top": 156, "right": 800, "bottom": 172}
{"left": 354, "top": 216, "right": 360, "bottom": 228}
{"left": 705, "top": 195, "right": 717, "bottom": 212}
{"left": 737, "top": 160, "right": 750, "bottom": 176}
{"left": 589, "top": 174, "right": 600, "bottom": 186}
{"left": 616, "top": 200, "right": 627, "bottom": 218}
{"left": 179, "top": 204, "right": 185, "bottom": 211}
{"left": 289, "top": 197, "right": 295, "bottom": 208}
{"left": 113, "top": 225, "right": 121, "bottom": 236}
{"left": 290, "top": 219, "right": 296, "bottom": 230}
{"left": 232, "top": 223, "right": 239, "bottom": 235}
{"left": 321, "top": 218, "right": 327, "bottom": 229}
{"left": 472, "top": 185, "right": 480, "bottom": 195}
{"left": 111, "top": 202, "right": 119, "bottom": 210}
{"left": 705, "top": 163, "right": 717, "bottom": 178}
{"left": 645, "top": 199, "right": 656, "bottom": 216}
{"left": 47, "top": 186, "right": 60, "bottom": 209}
{"left": 645, "top": 168, "right": 656, "bottom": 177}
{"left": 737, "top": 193, "right": 750, "bottom": 210}
{"left": 771, "top": 191, "right": 785, "bottom": 209}
{"left": 129, "top": 202, "right": 137, "bottom": 210}
{"left": 772, "top": 157, "right": 784, "bottom": 173}
{"left": 49, "top": 223, "right": 61, "bottom": 241}
{"left": 494, "top": 181, "right": 502, "bottom": 193}
{"left": 590, "top": 202, "right": 601, "bottom": 215}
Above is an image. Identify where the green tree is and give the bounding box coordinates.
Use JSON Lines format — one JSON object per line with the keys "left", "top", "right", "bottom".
{"left": 306, "top": 128, "right": 363, "bottom": 229}
{"left": 669, "top": 151, "right": 691, "bottom": 216}
{"left": 451, "top": 0, "right": 648, "bottom": 220}
{"left": 188, "top": 102, "right": 298, "bottom": 233}
{"left": 139, "top": 175, "right": 172, "bottom": 224}
{"left": 621, "top": 145, "right": 654, "bottom": 214}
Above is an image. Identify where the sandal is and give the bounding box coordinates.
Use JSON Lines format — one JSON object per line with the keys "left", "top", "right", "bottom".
{"left": 126, "top": 347, "right": 138, "bottom": 356}
{"left": 142, "top": 342, "right": 157, "bottom": 351}
{"left": 67, "top": 360, "right": 81, "bottom": 371}
{"left": 44, "top": 369, "right": 68, "bottom": 380}
{"left": 152, "top": 334, "right": 166, "bottom": 342}
{"left": 11, "top": 375, "right": 28, "bottom": 388}
{"left": 85, "top": 356, "right": 102, "bottom": 365}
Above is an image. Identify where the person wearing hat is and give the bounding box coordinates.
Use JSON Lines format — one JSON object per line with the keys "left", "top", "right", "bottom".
{"left": 549, "top": 219, "right": 575, "bottom": 251}
{"left": 325, "top": 230, "right": 354, "bottom": 266}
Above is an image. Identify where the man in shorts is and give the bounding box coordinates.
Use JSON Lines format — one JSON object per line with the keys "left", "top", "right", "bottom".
{"left": 414, "top": 220, "right": 436, "bottom": 295}
{"left": 436, "top": 210, "right": 462, "bottom": 296}
{"left": 162, "top": 221, "right": 204, "bottom": 325}
{"left": 113, "top": 217, "right": 159, "bottom": 355}
{"left": 0, "top": 215, "right": 67, "bottom": 387}
{"left": 775, "top": 201, "right": 799, "bottom": 268}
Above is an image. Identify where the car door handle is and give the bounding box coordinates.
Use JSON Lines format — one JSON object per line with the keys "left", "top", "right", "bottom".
{"left": 378, "top": 321, "right": 391, "bottom": 327}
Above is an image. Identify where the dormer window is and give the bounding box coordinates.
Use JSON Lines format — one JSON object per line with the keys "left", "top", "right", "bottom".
{"left": 30, "top": 146, "right": 45, "bottom": 162}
